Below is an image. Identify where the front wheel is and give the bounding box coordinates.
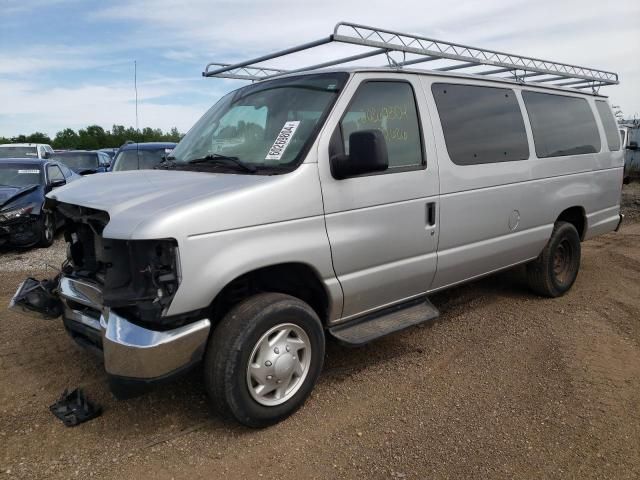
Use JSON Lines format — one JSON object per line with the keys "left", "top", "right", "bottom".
{"left": 204, "top": 293, "right": 325, "bottom": 428}
{"left": 37, "top": 213, "right": 55, "bottom": 247}
{"left": 526, "top": 221, "right": 581, "bottom": 297}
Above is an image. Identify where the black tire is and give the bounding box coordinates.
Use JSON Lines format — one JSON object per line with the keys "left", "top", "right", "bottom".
{"left": 526, "top": 221, "right": 581, "bottom": 297}
{"left": 204, "top": 292, "right": 325, "bottom": 428}
{"left": 37, "top": 213, "right": 55, "bottom": 247}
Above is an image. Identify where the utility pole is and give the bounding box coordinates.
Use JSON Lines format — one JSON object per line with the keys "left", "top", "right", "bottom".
{"left": 134, "top": 60, "right": 139, "bottom": 132}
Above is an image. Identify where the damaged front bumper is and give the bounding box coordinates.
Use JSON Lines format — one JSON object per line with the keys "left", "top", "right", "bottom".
{"left": 11, "top": 275, "right": 211, "bottom": 397}
{"left": 0, "top": 216, "right": 40, "bottom": 247}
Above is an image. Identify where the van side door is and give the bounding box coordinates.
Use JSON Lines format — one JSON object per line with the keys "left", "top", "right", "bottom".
{"left": 317, "top": 73, "right": 440, "bottom": 321}
{"left": 424, "top": 79, "right": 541, "bottom": 290}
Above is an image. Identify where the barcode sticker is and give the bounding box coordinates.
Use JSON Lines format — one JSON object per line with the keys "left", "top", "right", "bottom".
{"left": 265, "top": 121, "right": 300, "bottom": 161}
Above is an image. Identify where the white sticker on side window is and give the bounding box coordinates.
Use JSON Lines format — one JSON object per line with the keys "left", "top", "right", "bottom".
{"left": 18, "top": 169, "right": 40, "bottom": 174}
{"left": 265, "top": 121, "right": 300, "bottom": 161}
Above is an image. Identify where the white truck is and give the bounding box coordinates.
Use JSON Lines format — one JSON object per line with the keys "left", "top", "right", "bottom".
{"left": 0, "top": 143, "right": 55, "bottom": 159}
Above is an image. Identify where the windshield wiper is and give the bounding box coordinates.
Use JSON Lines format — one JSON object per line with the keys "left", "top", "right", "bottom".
{"left": 187, "top": 154, "right": 257, "bottom": 173}
{"left": 155, "top": 155, "right": 177, "bottom": 169}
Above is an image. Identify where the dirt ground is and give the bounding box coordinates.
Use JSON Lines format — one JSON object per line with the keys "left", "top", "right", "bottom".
{"left": 1, "top": 185, "right": 639, "bottom": 479}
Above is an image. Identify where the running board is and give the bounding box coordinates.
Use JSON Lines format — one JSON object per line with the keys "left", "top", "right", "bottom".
{"left": 329, "top": 298, "right": 439, "bottom": 346}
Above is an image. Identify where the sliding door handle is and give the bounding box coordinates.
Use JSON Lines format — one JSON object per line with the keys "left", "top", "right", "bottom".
{"left": 426, "top": 202, "right": 436, "bottom": 226}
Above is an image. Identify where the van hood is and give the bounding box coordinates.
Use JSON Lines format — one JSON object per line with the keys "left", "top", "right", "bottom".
{"left": 46, "top": 167, "right": 322, "bottom": 240}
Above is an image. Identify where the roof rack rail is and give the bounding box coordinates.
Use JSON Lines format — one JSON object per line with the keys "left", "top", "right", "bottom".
{"left": 203, "top": 22, "right": 618, "bottom": 93}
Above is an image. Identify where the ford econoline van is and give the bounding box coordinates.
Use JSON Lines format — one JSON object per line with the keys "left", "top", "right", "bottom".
{"left": 10, "top": 23, "right": 624, "bottom": 427}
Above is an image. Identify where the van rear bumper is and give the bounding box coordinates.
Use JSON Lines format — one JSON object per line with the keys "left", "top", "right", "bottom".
{"left": 58, "top": 276, "right": 211, "bottom": 390}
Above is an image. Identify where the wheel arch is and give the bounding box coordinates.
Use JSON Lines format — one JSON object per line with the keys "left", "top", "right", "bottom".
{"left": 208, "top": 262, "right": 333, "bottom": 328}
{"left": 556, "top": 206, "right": 587, "bottom": 241}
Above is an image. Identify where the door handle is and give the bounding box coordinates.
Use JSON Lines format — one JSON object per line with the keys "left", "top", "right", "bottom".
{"left": 426, "top": 202, "right": 436, "bottom": 226}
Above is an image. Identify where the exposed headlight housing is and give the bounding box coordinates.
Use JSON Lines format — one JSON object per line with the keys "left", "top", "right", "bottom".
{"left": 0, "top": 205, "right": 34, "bottom": 223}
{"left": 99, "top": 239, "right": 182, "bottom": 326}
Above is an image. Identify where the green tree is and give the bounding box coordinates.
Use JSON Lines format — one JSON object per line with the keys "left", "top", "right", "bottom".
{"left": 53, "top": 128, "right": 79, "bottom": 149}
{"left": 25, "top": 132, "right": 52, "bottom": 144}
{"left": 2, "top": 125, "right": 185, "bottom": 150}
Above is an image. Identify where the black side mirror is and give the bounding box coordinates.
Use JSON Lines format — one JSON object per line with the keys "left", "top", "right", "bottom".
{"left": 330, "top": 130, "right": 389, "bottom": 179}
{"left": 49, "top": 179, "right": 66, "bottom": 188}
{"left": 627, "top": 141, "right": 638, "bottom": 151}
{"left": 43, "top": 151, "right": 51, "bottom": 159}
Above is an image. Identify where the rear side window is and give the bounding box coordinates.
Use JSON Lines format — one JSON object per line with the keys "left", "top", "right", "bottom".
{"left": 522, "top": 91, "right": 600, "bottom": 158}
{"left": 340, "top": 81, "right": 423, "bottom": 168}
{"left": 431, "top": 83, "right": 529, "bottom": 165}
{"left": 595, "top": 100, "right": 621, "bottom": 151}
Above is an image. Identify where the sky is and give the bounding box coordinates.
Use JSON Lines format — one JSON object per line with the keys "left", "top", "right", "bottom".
{"left": 0, "top": 0, "right": 638, "bottom": 138}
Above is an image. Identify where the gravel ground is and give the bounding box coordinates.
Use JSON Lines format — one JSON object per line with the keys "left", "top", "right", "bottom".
{"left": 0, "top": 184, "right": 639, "bottom": 479}
{"left": 0, "top": 237, "right": 65, "bottom": 273}
{"left": 622, "top": 181, "right": 640, "bottom": 222}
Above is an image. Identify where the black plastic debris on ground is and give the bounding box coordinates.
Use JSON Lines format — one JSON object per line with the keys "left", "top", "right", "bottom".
{"left": 9, "top": 276, "right": 63, "bottom": 319}
{"left": 49, "top": 388, "right": 102, "bottom": 427}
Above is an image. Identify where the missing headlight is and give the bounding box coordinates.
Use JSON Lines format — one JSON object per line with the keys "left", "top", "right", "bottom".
{"left": 101, "top": 239, "right": 181, "bottom": 324}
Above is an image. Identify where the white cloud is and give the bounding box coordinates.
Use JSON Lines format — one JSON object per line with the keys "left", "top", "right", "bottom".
{"left": 2, "top": 0, "right": 639, "bottom": 137}
{"left": 89, "top": 0, "right": 640, "bottom": 115}
{"left": 162, "top": 50, "right": 199, "bottom": 62}
{"left": 0, "top": 77, "right": 222, "bottom": 137}
{"left": 0, "top": 45, "right": 119, "bottom": 75}
{"left": 2, "top": 0, "right": 79, "bottom": 15}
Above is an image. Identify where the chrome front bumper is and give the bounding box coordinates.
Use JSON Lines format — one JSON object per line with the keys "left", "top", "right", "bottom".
{"left": 58, "top": 276, "right": 211, "bottom": 380}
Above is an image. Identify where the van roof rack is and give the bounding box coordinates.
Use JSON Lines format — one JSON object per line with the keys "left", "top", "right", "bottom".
{"left": 203, "top": 22, "right": 618, "bottom": 93}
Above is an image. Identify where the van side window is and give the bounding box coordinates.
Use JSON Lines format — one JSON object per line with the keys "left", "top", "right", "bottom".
{"left": 522, "top": 91, "right": 600, "bottom": 158}
{"left": 340, "top": 81, "right": 423, "bottom": 168}
{"left": 595, "top": 100, "right": 621, "bottom": 151}
{"left": 431, "top": 83, "right": 529, "bottom": 165}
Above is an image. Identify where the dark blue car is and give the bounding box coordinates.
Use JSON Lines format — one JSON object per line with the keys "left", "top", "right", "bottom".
{"left": 0, "top": 159, "right": 81, "bottom": 247}
{"left": 50, "top": 150, "right": 112, "bottom": 175}
{"left": 110, "top": 142, "right": 176, "bottom": 171}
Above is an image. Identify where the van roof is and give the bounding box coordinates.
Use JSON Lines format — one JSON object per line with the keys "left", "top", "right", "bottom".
{"left": 270, "top": 66, "right": 611, "bottom": 98}
{"left": 204, "top": 22, "right": 618, "bottom": 97}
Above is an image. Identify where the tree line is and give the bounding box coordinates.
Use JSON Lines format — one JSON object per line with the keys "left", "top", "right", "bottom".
{"left": 0, "top": 125, "right": 184, "bottom": 150}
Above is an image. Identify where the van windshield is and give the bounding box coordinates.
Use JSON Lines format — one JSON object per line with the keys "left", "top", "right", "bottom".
{"left": 168, "top": 73, "right": 348, "bottom": 174}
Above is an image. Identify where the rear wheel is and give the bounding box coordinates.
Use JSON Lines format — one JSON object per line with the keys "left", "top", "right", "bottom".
{"left": 37, "top": 213, "right": 55, "bottom": 247}
{"left": 527, "top": 221, "right": 581, "bottom": 297}
{"left": 204, "top": 293, "right": 325, "bottom": 428}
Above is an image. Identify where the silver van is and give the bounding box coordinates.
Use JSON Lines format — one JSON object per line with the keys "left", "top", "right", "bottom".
{"left": 10, "top": 23, "right": 624, "bottom": 427}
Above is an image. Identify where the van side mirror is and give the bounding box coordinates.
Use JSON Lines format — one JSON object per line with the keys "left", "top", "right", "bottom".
{"left": 627, "top": 141, "right": 638, "bottom": 151}
{"left": 330, "top": 130, "right": 389, "bottom": 179}
{"left": 49, "top": 179, "right": 66, "bottom": 188}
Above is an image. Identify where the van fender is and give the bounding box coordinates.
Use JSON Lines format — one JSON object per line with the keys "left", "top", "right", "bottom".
{"left": 168, "top": 215, "right": 343, "bottom": 321}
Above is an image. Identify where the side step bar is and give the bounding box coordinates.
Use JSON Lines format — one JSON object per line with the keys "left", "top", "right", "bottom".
{"left": 329, "top": 298, "right": 439, "bottom": 346}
